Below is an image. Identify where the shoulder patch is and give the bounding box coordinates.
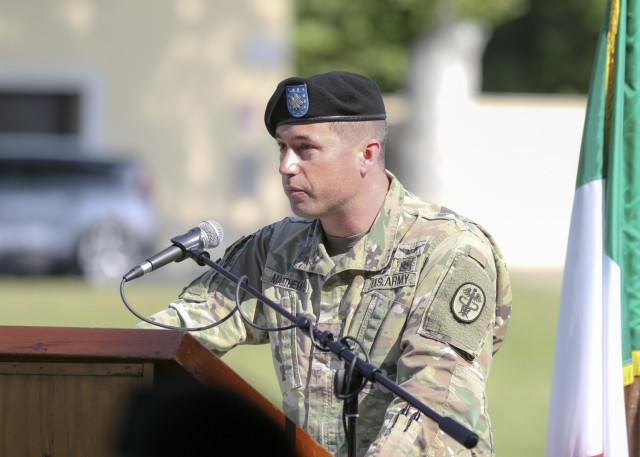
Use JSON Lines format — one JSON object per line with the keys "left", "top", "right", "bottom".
{"left": 450, "top": 282, "right": 485, "bottom": 323}
{"left": 419, "top": 252, "right": 496, "bottom": 359}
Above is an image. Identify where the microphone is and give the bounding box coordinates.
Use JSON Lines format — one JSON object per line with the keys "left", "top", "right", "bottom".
{"left": 123, "top": 220, "right": 224, "bottom": 282}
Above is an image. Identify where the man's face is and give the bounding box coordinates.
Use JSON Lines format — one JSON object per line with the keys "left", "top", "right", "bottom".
{"left": 275, "top": 122, "right": 363, "bottom": 220}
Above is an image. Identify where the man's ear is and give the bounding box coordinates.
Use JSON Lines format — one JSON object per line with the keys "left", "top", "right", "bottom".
{"left": 360, "top": 139, "right": 382, "bottom": 175}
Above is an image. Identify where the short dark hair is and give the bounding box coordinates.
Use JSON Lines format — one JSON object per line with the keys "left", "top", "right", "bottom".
{"left": 329, "top": 120, "right": 388, "bottom": 167}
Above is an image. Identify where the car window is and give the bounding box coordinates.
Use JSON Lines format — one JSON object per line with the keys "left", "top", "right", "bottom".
{"left": 0, "top": 159, "right": 123, "bottom": 187}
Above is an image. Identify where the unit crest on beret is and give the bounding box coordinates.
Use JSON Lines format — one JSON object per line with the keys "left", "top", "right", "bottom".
{"left": 286, "top": 84, "right": 309, "bottom": 118}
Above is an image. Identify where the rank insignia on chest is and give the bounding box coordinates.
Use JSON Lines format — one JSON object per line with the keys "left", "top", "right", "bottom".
{"left": 450, "top": 282, "right": 485, "bottom": 323}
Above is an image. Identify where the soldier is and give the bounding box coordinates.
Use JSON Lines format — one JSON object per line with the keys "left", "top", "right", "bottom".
{"left": 136, "top": 71, "right": 512, "bottom": 456}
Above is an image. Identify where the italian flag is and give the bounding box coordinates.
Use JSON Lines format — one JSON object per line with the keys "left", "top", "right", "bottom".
{"left": 545, "top": 0, "right": 640, "bottom": 456}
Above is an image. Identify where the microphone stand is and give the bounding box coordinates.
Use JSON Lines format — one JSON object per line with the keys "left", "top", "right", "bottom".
{"left": 185, "top": 247, "right": 479, "bottom": 452}
{"left": 335, "top": 368, "right": 362, "bottom": 457}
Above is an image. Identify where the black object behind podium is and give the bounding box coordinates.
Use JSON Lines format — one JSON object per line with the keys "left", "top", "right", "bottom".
{"left": 0, "top": 326, "right": 330, "bottom": 457}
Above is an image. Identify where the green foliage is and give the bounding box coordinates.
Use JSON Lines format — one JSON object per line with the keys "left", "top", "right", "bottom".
{"left": 294, "top": 0, "right": 527, "bottom": 92}
{"left": 295, "top": 0, "right": 606, "bottom": 94}
{"left": 482, "top": 0, "right": 606, "bottom": 93}
{"left": 448, "top": 0, "right": 528, "bottom": 24}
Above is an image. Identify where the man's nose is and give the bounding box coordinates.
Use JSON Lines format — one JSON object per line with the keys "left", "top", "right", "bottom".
{"left": 279, "top": 149, "right": 300, "bottom": 175}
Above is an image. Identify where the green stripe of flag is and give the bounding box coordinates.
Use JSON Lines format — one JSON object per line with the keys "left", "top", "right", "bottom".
{"left": 575, "top": 0, "right": 610, "bottom": 189}
{"left": 613, "top": 0, "right": 640, "bottom": 376}
{"left": 580, "top": 0, "right": 640, "bottom": 378}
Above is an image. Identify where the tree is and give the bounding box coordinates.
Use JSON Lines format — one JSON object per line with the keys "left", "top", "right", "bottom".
{"left": 294, "top": 0, "right": 605, "bottom": 94}
{"left": 482, "top": 0, "right": 605, "bottom": 94}
{"left": 295, "top": 0, "right": 527, "bottom": 93}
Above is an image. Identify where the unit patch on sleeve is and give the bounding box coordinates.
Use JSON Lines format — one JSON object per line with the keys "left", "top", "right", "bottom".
{"left": 450, "top": 282, "right": 486, "bottom": 323}
{"left": 419, "top": 252, "right": 496, "bottom": 359}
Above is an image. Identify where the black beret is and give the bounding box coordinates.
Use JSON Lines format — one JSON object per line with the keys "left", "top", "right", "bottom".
{"left": 264, "top": 71, "right": 386, "bottom": 137}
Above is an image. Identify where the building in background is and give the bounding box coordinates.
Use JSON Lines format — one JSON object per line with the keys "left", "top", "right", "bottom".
{"left": 0, "top": 0, "right": 293, "bottom": 274}
{"left": 389, "top": 22, "right": 585, "bottom": 270}
{"left": 0, "top": 0, "right": 585, "bottom": 276}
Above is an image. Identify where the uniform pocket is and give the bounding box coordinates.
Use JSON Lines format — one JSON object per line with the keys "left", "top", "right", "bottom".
{"left": 264, "top": 286, "right": 303, "bottom": 390}
{"left": 368, "top": 407, "right": 423, "bottom": 457}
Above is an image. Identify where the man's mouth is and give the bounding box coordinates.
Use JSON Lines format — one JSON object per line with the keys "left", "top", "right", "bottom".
{"left": 284, "top": 184, "right": 306, "bottom": 197}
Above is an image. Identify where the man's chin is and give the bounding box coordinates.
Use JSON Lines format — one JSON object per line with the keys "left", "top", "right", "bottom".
{"left": 289, "top": 203, "right": 317, "bottom": 219}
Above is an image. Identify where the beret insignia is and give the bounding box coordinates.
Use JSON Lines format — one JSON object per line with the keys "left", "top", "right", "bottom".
{"left": 450, "top": 282, "right": 486, "bottom": 323}
{"left": 286, "top": 84, "right": 309, "bottom": 118}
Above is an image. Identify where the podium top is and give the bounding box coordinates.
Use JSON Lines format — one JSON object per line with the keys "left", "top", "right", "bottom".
{"left": 0, "top": 325, "right": 187, "bottom": 360}
{"left": 0, "top": 325, "right": 332, "bottom": 457}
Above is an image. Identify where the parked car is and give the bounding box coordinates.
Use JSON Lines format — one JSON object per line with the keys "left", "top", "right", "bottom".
{"left": 0, "top": 135, "right": 157, "bottom": 284}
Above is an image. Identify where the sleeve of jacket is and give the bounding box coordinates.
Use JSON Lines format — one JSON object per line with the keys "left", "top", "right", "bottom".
{"left": 134, "top": 223, "right": 277, "bottom": 356}
{"left": 366, "top": 227, "right": 502, "bottom": 457}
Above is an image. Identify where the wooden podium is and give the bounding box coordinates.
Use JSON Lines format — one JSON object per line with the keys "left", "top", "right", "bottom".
{"left": 0, "top": 326, "right": 331, "bottom": 457}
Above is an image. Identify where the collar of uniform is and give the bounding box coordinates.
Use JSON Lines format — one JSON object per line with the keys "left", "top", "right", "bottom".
{"left": 293, "top": 171, "right": 403, "bottom": 275}
{"left": 360, "top": 170, "right": 402, "bottom": 271}
{"left": 293, "top": 219, "right": 336, "bottom": 275}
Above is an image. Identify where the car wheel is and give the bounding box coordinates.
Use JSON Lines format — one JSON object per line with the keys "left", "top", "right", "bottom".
{"left": 75, "top": 221, "right": 142, "bottom": 285}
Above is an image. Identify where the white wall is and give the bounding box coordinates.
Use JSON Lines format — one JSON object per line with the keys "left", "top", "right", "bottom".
{"left": 431, "top": 94, "right": 586, "bottom": 268}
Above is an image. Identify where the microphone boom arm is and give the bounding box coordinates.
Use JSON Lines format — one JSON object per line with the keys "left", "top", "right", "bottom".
{"left": 185, "top": 247, "right": 479, "bottom": 450}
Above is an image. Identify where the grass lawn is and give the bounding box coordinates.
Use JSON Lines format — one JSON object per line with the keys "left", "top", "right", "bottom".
{"left": 0, "top": 267, "right": 561, "bottom": 456}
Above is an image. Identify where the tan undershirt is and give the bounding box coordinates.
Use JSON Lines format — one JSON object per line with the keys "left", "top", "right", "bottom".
{"left": 323, "top": 231, "right": 366, "bottom": 259}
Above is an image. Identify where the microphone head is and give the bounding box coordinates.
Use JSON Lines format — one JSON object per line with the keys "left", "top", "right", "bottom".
{"left": 198, "top": 220, "right": 224, "bottom": 248}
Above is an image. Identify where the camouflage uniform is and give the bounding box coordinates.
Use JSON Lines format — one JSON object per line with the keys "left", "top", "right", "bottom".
{"left": 137, "top": 172, "right": 512, "bottom": 457}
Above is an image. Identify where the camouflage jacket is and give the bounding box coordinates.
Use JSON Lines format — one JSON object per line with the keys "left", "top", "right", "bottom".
{"left": 138, "top": 173, "right": 512, "bottom": 457}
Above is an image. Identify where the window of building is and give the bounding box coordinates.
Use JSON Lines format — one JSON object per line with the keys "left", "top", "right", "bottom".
{"left": 0, "top": 92, "right": 80, "bottom": 134}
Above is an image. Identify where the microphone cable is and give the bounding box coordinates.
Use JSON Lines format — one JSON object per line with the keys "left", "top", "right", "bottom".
{"left": 120, "top": 277, "right": 238, "bottom": 332}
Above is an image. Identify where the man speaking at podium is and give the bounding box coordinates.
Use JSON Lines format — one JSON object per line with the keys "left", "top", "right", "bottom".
{"left": 136, "top": 71, "right": 512, "bottom": 457}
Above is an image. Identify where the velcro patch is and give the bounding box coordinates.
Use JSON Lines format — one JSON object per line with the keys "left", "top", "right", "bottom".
{"left": 363, "top": 272, "right": 417, "bottom": 293}
{"left": 419, "top": 253, "right": 495, "bottom": 359}
{"left": 395, "top": 240, "right": 427, "bottom": 258}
